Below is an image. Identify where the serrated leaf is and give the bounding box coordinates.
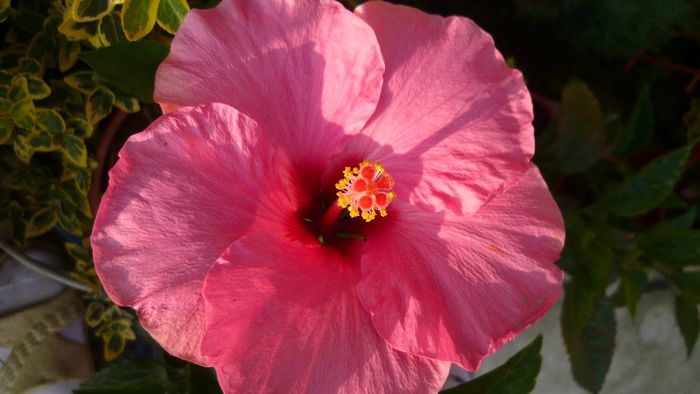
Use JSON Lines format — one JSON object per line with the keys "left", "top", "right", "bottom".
{"left": 598, "top": 146, "right": 691, "bottom": 216}
{"left": 27, "top": 32, "right": 58, "bottom": 66}
{"left": 80, "top": 40, "right": 169, "bottom": 103}
{"left": 59, "top": 41, "right": 81, "bottom": 72}
{"left": 73, "top": 0, "right": 115, "bottom": 22}
{"left": 26, "top": 76, "right": 51, "bottom": 100}
{"left": 25, "top": 129, "right": 56, "bottom": 152}
{"left": 65, "top": 71, "right": 100, "bottom": 95}
{"left": 615, "top": 84, "right": 654, "bottom": 155}
{"left": 0, "top": 115, "right": 13, "bottom": 144}
{"left": 57, "top": 179, "right": 92, "bottom": 217}
{"left": 61, "top": 134, "right": 88, "bottom": 167}
{"left": 638, "top": 229, "right": 700, "bottom": 267}
{"left": 563, "top": 299, "right": 616, "bottom": 394}
{"left": 121, "top": 0, "right": 160, "bottom": 41}
{"left": 103, "top": 332, "right": 126, "bottom": 361}
{"left": 13, "top": 133, "right": 34, "bottom": 163}
{"left": 67, "top": 116, "right": 93, "bottom": 138}
{"left": 75, "top": 359, "right": 169, "bottom": 393}
{"left": 58, "top": 206, "right": 84, "bottom": 236}
{"left": 58, "top": 11, "right": 101, "bottom": 46}
{"left": 26, "top": 206, "right": 58, "bottom": 237}
{"left": 8, "top": 76, "right": 36, "bottom": 130}
{"left": 36, "top": 108, "right": 66, "bottom": 135}
{"left": 87, "top": 86, "right": 115, "bottom": 124}
{"left": 112, "top": 87, "right": 140, "bottom": 112}
{"left": 98, "top": 12, "right": 127, "bottom": 46}
{"left": 86, "top": 302, "right": 106, "bottom": 327}
{"left": 558, "top": 80, "right": 606, "bottom": 174}
{"left": 157, "top": 0, "right": 189, "bottom": 35}
{"left": 442, "top": 335, "right": 543, "bottom": 394}
{"left": 675, "top": 296, "right": 699, "bottom": 357}
{"left": 620, "top": 269, "right": 646, "bottom": 317}
{"left": 15, "top": 57, "right": 43, "bottom": 76}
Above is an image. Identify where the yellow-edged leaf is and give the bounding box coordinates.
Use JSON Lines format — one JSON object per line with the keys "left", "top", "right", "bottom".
{"left": 59, "top": 41, "right": 81, "bottom": 72}
{"left": 8, "top": 76, "right": 36, "bottom": 130}
{"left": 25, "top": 129, "right": 56, "bottom": 152}
{"left": 26, "top": 76, "right": 51, "bottom": 100}
{"left": 61, "top": 134, "right": 88, "bottom": 167}
{"left": 0, "top": 115, "right": 12, "bottom": 144}
{"left": 121, "top": 0, "right": 159, "bottom": 41}
{"left": 36, "top": 108, "right": 66, "bottom": 135}
{"left": 26, "top": 206, "right": 58, "bottom": 237}
{"left": 87, "top": 86, "right": 114, "bottom": 124}
{"left": 73, "top": 0, "right": 115, "bottom": 22}
{"left": 64, "top": 71, "right": 99, "bottom": 94}
{"left": 98, "top": 12, "right": 127, "bottom": 46}
{"left": 156, "top": 0, "right": 189, "bottom": 35}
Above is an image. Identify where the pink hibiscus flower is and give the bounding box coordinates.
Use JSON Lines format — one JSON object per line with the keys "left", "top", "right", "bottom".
{"left": 91, "top": 0, "right": 565, "bottom": 392}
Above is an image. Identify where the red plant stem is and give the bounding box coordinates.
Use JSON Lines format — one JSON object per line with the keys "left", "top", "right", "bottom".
{"left": 626, "top": 52, "right": 700, "bottom": 93}
{"left": 89, "top": 110, "right": 127, "bottom": 216}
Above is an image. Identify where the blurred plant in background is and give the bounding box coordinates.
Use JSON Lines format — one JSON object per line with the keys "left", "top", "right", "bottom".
{"left": 0, "top": 0, "right": 699, "bottom": 393}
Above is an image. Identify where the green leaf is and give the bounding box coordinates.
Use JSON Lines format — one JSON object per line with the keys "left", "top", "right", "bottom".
{"left": 61, "top": 134, "right": 88, "bottom": 167}
{"left": 16, "top": 57, "right": 43, "bottom": 76}
{"left": 676, "top": 272, "right": 700, "bottom": 304}
{"left": 58, "top": 206, "right": 83, "bottom": 235}
{"left": 73, "top": 0, "right": 115, "bottom": 22}
{"left": 112, "top": 91, "right": 140, "bottom": 113}
{"left": 56, "top": 179, "right": 93, "bottom": 218}
{"left": 59, "top": 41, "right": 81, "bottom": 72}
{"left": 75, "top": 359, "right": 170, "bottom": 393}
{"left": 26, "top": 76, "right": 51, "bottom": 100}
{"left": 619, "top": 269, "right": 646, "bottom": 317}
{"left": 36, "top": 108, "right": 66, "bottom": 135}
{"left": 615, "top": 84, "right": 654, "bottom": 155}
{"left": 121, "top": 0, "right": 160, "bottom": 41}
{"left": 26, "top": 206, "right": 58, "bottom": 237}
{"left": 638, "top": 229, "right": 700, "bottom": 267}
{"left": 597, "top": 146, "right": 691, "bottom": 216}
{"left": 87, "top": 86, "right": 115, "bottom": 124}
{"left": 98, "top": 13, "right": 127, "bottom": 47}
{"left": 442, "top": 335, "right": 543, "bottom": 394}
{"left": 563, "top": 299, "right": 616, "bottom": 394}
{"left": 157, "top": 0, "right": 189, "bottom": 35}
{"left": 67, "top": 117, "right": 93, "bottom": 138}
{"left": 86, "top": 302, "right": 107, "bottom": 327}
{"left": 675, "top": 296, "right": 699, "bottom": 357}
{"left": 0, "top": 115, "right": 13, "bottom": 144}
{"left": 651, "top": 207, "right": 697, "bottom": 234}
{"left": 8, "top": 76, "right": 36, "bottom": 130}
{"left": 13, "top": 136, "right": 34, "bottom": 163}
{"left": 58, "top": 11, "right": 101, "bottom": 45}
{"left": 80, "top": 40, "right": 169, "bottom": 103}
{"left": 557, "top": 80, "right": 606, "bottom": 174}
{"left": 27, "top": 32, "right": 58, "bottom": 66}
{"left": 25, "top": 129, "right": 56, "bottom": 152}
{"left": 64, "top": 71, "right": 99, "bottom": 95}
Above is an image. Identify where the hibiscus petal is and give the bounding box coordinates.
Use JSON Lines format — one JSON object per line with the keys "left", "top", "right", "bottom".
{"left": 357, "top": 165, "right": 564, "bottom": 370}
{"left": 91, "top": 103, "right": 289, "bottom": 364}
{"left": 201, "top": 234, "right": 450, "bottom": 393}
{"left": 155, "top": 0, "right": 385, "bottom": 163}
{"left": 352, "top": 2, "right": 534, "bottom": 215}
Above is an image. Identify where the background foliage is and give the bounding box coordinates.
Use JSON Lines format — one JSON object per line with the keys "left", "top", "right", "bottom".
{"left": 0, "top": 0, "right": 699, "bottom": 393}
